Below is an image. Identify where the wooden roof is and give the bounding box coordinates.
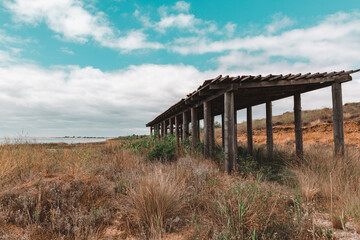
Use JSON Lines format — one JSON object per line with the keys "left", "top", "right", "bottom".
{"left": 146, "top": 70, "right": 360, "bottom": 127}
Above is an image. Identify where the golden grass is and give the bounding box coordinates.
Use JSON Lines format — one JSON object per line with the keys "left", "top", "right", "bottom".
{"left": 288, "top": 146, "right": 360, "bottom": 229}
{"left": 0, "top": 138, "right": 359, "bottom": 239}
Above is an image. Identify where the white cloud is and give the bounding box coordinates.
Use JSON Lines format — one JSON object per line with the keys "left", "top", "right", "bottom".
{"left": 172, "top": 1, "right": 190, "bottom": 13}
{"left": 4, "top": 0, "right": 163, "bottom": 51}
{"left": 61, "top": 47, "right": 74, "bottom": 55}
{"left": 135, "top": 1, "right": 236, "bottom": 37}
{"left": 0, "top": 60, "right": 214, "bottom": 136}
{"left": 265, "top": 13, "right": 295, "bottom": 34}
{"left": 171, "top": 11, "right": 360, "bottom": 74}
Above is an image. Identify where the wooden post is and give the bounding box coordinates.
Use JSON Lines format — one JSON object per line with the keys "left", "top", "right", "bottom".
{"left": 162, "top": 121, "right": 166, "bottom": 137}
{"left": 224, "top": 91, "right": 236, "bottom": 174}
{"left": 247, "top": 107, "right": 253, "bottom": 154}
{"left": 211, "top": 115, "right": 215, "bottom": 147}
{"left": 204, "top": 101, "right": 212, "bottom": 158}
{"left": 266, "top": 102, "right": 273, "bottom": 158}
{"left": 191, "top": 107, "right": 199, "bottom": 149}
{"left": 169, "top": 118, "right": 173, "bottom": 135}
{"left": 294, "top": 93, "right": 303, "bottom": 159}
{"left": 233, "top": 108, "right": 237, "bottom": 170}
{"left": 150, "top": 126, "right": 153, "bottom": 136}
{"left": 183, "top": 111, "right": 189, "bottom": 142}
{"left": 221, "top": 113, "right": 225, "bottom": 148}
{"left": 332, "top": 82, "right": 345, "bottom": 156}
{"left": 175, "top": 115, "right": 179, "bottom": 146}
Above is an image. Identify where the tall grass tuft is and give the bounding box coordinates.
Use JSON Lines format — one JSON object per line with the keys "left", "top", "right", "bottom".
{"left": 289, "top": 146, "right": 360, "bottom": 227}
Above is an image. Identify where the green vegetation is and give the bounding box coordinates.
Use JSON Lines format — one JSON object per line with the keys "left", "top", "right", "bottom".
{"left": 0, "top": 126, "right": 359, "bottom": 239}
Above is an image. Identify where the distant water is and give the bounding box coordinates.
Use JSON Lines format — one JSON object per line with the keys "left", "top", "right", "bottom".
{"left": 0, "top": 137, "right": 108, "bottom": 145}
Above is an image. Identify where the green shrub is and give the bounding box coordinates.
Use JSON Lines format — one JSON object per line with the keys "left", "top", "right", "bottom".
{"left": 147, "top": 135, "right": 176, "bottom": 162}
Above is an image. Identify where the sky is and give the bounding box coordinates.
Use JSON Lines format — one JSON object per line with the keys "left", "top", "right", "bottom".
{"left": 0, "top": 0, "right": 360, "bottom": 137}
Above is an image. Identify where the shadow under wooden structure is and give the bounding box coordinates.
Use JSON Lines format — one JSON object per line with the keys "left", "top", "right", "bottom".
{"left": 147, "top": 70, "right": 360, "bottom": 174}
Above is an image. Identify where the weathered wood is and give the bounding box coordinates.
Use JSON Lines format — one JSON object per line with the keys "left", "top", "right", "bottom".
{"left": 233, "top": 107, "right": 237, "bottom": 171}
{"left": 266, "top": 102, "right": 273, "bottom": 158}
{"left": 221, "top": 113, "right": 225, "bottom": 148}
{"left": 150, "top": 126, "right": 153, "bottom": 136}
{"left": 162, "top": 121, "right": 166, "bottom": 137}
{"left": 247, "top": 107, "right": 253, "bottom": 154}
{"left": 211, "top": 115, "right": 215, "bottom": 147}
{"left": 169, "top": 118, "right": 173, "bottom": 135}
{"left": 224, "top": 91, "right": 236, "bottom": 174}
{"left": 204, "top": 101, "right": 212, "bottom": 158}
{"left": 175, "top": 115, "right": 179, "bottom": 146}
{"left": 294, "top": 93, "right": 303, "bottom": 159}
{"left": 182, "top": 111, "right": 189, "bottom": 142}
{"left": 332, "top": 82, "right": 345, "bottom": 156}
{"left": 191, "top": 107, "right": 200, "bottom": 148}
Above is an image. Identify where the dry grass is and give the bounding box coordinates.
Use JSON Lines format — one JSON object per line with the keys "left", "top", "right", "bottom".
{"left": 288, "top": 146, "right": 360, "bottom": 230}
{"left": 0, "top": 136, "right": 359, "bottom": 239}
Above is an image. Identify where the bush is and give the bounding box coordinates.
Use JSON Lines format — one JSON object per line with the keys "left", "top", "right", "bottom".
{"left": 147, "top": 135, "right": 176, "bottom": 162}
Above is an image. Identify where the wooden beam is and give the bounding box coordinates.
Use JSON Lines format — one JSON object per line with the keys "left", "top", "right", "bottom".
{"left": 224, "top": 91, "right": 236, "bottom": 174}
{"left": 247, "top": 107, "right": 253, "bottom": 154}
{"left": 150, "top": 126, "right": 153, "bottom": 136}
{"left": 332, "top": 82, "right": 345, "bottom": 156}
{"left": 183, "top": 111, "right": 189, "bottom": 142}
{"left": 175, "top": 115, "right": 179, "bottom": 146}
{"left": 162, "top": 121, "right": 166, "bottom": 137}
{"left": 204, "top": 101, "right": 212, "bottom": 158}
{"left": 233, "top": 107, "right": 237, "bottom": 171}
{"left": 211, "top": 115, "right": 215, "bottom": 148}
{"left": 266, "top": 102, "right": 273, "bottom": 158}
{"left": 169, "top": 117, "right": 173, "bottom": 135}
{"left": 294, "top": 93, "right": 303, "bottom": 159}
{"left": 191, "top": 107, "right": 200, "bottom": 149}
{"left": 221, "top": 113, "right": 225, "bottom": 148}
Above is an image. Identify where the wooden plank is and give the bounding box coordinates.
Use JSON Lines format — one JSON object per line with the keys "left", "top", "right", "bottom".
{"left": 183, "top": 111, "right": 189, "bottom": 142}
{"left": 204, "top": 101, "right": 212, "bottom": 158}
{"left": 191, "top": 107, "right": 199, "bottom": 149}
{"left": 247, "top": 107, "right": 253, "bottom": 154}
{"left": 332, "top": 82, "right": 345, "bottom": 156}
{"left": 224, "top": 91, "right": 236, "bottom": 174}
{"left": 294, "top": 93, "right": 303, "bottom": 159}
{"left": 266, "top": 102, "right": 273, "bottom": 158}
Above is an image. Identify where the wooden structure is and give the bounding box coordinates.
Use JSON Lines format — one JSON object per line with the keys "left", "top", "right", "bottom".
{"left": 147, "top": 70, "right": 359, "bottom": 173}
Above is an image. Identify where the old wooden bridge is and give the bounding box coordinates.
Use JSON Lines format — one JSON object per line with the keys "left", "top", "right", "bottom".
{"left": 146, "top": 70, "right": 359, "bottom": 173}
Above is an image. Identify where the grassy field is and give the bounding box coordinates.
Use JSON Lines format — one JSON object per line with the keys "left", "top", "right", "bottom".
{"left": 0, "top": 103, "right": 360, "bottom": 239}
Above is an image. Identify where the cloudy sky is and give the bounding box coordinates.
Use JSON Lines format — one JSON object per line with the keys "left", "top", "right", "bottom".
{"left": 0, "top": 0, "right": 359, "bottom": 137}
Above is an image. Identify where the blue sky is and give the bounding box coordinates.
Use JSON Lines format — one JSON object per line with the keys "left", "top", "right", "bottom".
{"left": 0, "top": 0, "right": 359, "bottom": 137}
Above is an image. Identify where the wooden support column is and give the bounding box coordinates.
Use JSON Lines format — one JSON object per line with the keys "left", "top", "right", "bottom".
{"left": 294, "top": 93, "right": 303, "bottom": 159}
{"left": 169, "top": 118, "right": 173, "bottom": 135}
{"left": 175, "top": 115, "right": 179, "bottom": 146}
{"left": 183, "top": 111, "right": 189, "bottom": 142}
{"left": 332, "top": 82, "right": 345, "bottom": 156}
{"left": 224, "top": 91, "right": 236, "bottom": 174}
{"left": 150, "top": 126, "right": 153, "bottom": 136}
{"left": 191, "top": 107, "right": 199, "bottom": 148}
{"left": 204, "top": 101, "right": 213, "bottom": 158}
{"left": 221, "top": 114, "right": 225, "bottom": 148}
{"left": 233, "top": 108, "right": 237, "bottom": 171}
{"left": 211, "top": 115, "right": 215, "bottom": 147}
{"left": 247, "top": 107, "right": 253, "bottom": 154}
{"left": 162, "top": 121, "right": 166, "bottom": 137}
{"left": 266, "top": 102, "right": 273, "bottom": 158}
